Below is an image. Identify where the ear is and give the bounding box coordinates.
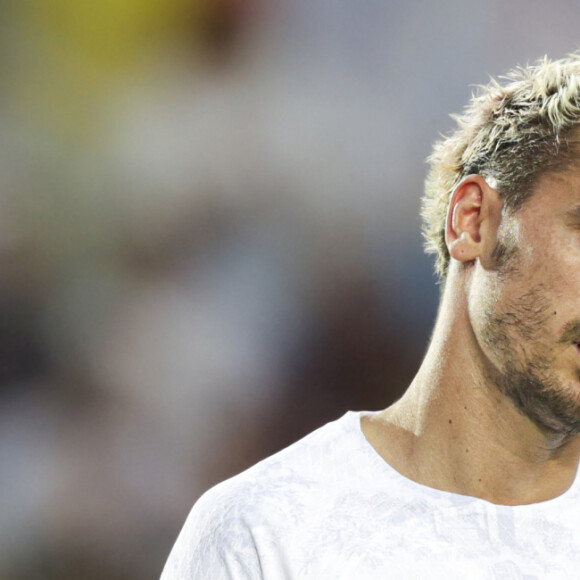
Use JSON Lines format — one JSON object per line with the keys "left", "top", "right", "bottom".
{"left": 445, "top": 175, "right": 502, "bottom": 266}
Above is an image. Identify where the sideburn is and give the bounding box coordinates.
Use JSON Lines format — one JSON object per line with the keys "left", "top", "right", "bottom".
{"left": 491, "top": 227, "right": 520, "bottom": 276}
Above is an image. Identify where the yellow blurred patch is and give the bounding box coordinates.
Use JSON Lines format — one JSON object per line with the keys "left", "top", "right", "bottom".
{"left": 9, "top": 0, "right": 209, "bottom": 142}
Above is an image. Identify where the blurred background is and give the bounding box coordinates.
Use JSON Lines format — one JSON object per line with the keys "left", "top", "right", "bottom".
{"left": 1, "top": 1, "right": 579, "bottom": 578}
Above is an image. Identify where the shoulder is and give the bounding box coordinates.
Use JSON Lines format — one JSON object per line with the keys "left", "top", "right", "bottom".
{"left": 199, "top": 410, "right": 366, "bottom": 524}
{"left": 160, "top": 411, "right": 368, "bottom": 579}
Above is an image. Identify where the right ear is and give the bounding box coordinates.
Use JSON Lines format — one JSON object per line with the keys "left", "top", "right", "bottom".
{"left": 445, "top": 175, "right": 502, "bottom": 266}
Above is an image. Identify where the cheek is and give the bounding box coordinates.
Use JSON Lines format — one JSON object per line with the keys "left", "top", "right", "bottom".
{"left": 530, "top": 226, "right": 580, "bottom": 285}
{"left": 470, "top": 271, "right": 557, "bottom": 360}
{"left": 467, "top": 270, "right": 511, "bottom": 359}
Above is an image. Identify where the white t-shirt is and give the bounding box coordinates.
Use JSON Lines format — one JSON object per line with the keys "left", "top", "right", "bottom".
{"left": 160, "top": 411, "right": 580, "bottom": 579}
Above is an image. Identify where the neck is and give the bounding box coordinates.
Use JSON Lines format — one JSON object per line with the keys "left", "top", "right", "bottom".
{"left": 365, "top": 276, "right": 580, "bottom": 506}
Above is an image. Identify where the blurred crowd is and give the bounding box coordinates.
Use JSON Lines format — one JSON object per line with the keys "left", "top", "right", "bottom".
{"left": 1, "top": 1, "right": 579, "bottom": 578}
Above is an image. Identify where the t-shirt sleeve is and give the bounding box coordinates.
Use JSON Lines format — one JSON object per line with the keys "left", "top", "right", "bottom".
{"left": 160, "top": 482, "right": 263, "bottom": 580}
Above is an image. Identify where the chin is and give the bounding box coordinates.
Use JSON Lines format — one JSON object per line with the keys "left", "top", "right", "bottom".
{"left": 500, "top": 365, "right": 580, "bottom": 437}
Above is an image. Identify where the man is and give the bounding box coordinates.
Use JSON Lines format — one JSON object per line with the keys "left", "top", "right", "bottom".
{"left": 161, "top": 54, "right": 580, "bottom": 578}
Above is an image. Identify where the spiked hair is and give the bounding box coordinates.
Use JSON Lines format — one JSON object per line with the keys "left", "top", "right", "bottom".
{"left": 422, "top": 54, "right": 580, "bottom": 279}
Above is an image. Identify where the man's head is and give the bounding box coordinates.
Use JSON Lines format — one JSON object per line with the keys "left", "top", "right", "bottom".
{"left": 451, "top": 167, "right": 580, "bottom": 437}
{"left": 422, "top": 53, "right": 580, "bottom": 279}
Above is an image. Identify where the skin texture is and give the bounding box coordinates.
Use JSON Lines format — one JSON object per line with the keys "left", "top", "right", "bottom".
{"left": 363, "top": 170, "right": 580, "bottom": 505}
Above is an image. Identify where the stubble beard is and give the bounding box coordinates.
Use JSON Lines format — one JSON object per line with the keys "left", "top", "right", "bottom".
{"left": 497, "top": 363, "right": 580, "bottom": 438}
{"left": 483, "top": 285, "right": 580, "bottom": 438}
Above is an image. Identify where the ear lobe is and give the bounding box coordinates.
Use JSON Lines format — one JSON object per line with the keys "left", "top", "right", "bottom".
{"left": 445, "top": 175, "right": 491, "bottom": 264}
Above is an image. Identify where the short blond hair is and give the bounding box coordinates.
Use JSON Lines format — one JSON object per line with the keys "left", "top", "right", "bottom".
{"left": 422, "top": 54, "right": 580, "bottom": 279}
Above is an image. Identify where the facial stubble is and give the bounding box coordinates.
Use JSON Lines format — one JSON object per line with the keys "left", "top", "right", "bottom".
{"left": 483, "top": 266, "right": 580, "bottom": 438}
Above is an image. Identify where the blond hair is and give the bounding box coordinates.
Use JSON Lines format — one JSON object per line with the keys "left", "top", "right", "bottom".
{"left": 422, "top": 54, "right": 580, "bottom": 279}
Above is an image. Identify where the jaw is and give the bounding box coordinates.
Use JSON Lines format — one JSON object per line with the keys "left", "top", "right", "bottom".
{"left": 496, "top": 358, "right": 580, "bottom": 442}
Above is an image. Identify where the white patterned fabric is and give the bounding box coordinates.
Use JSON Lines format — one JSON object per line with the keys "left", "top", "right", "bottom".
{"left": 160, "top": 411, "right": 580, "bottom": 579}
